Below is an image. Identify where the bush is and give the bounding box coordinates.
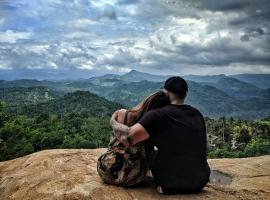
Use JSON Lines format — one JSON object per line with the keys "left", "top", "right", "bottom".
{"left": 232, "top": 124, "right": 252, "bottom": 144}
{"left": 244, "top": 139, "right": 270, "bottom": 157}
{"left": 208, "top": 148, "right": 240, "bottom": 158}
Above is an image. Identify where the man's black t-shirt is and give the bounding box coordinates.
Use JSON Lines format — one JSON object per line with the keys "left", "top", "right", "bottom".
{"left": 138, "top": 104, "right": 210, "bottom": 193}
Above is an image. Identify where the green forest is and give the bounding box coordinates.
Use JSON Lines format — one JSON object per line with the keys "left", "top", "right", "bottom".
{"left": 0, "top": 98, "right": 269, "bottom": 161}
{"left": 0, "top": 101, "right": 112, "bottom": 161}
{"left": 205, "top": 117, "right": 270, "bottom": 158}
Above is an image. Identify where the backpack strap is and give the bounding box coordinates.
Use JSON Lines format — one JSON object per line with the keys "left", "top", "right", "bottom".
{"left": 123, "top": 110, "right": 130, "bottom": 125}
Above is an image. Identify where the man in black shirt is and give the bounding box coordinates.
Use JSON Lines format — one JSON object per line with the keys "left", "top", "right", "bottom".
{"left": 110, "top": 76, "right": 210, "bottom": 194}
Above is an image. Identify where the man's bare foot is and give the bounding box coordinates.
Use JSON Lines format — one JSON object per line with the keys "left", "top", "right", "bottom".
{"left": 156, "top": 185, "right": 163, "bottom": 194}
{"left": 146, "top": 170, "right": 153, "bottom": 177}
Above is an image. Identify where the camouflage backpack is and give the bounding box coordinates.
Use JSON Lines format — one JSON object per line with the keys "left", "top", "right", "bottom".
{"left": 97, "top": 111, "right": 147, "bottom": 187}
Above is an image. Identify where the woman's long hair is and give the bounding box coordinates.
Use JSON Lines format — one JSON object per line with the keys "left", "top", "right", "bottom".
{"left": 128, "top": 91, "right": 170, "bottom": 125}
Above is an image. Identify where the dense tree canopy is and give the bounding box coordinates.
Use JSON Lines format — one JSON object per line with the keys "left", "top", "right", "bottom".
{"left": 0, "top": 101, "right": 269, "bottom": 161}
{"left": 0, "top": 87, "right": 269, "bottom": 161}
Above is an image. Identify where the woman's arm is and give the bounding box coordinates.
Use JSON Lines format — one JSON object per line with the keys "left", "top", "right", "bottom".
{"left": 110, "top": 109, "right": 130, "bottom": 141}
{"left": 115, "top": 109, "right": 127, "bottom": 124}
{"left": 110, "top": 111, "right": 149, "bottom": 146}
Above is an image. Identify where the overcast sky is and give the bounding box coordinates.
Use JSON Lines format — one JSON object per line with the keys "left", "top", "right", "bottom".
{"left": 0, "top": 0, "right": 269, "bottom": 79}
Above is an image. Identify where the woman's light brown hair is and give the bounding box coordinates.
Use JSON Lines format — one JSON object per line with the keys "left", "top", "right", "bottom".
{"left": 128, "top": 91, "right": 170, "bottom": 125}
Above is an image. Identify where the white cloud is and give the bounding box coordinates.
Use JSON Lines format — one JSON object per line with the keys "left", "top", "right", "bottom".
{"left": 105, "top": 65, "right": 115, "bottom": 71}
{"left": 78, "top": 64, "right": 94, "bottom": 70}
{"left": 48, "top": 61, "right": 58, "bottom": 69}
{"left": 27, "top": 45, "right": 50, "bottom": 55}
{"left": 202, "top": 64, "right": 270, "bottom": 75}
{"left": 0, "top": 30, "right": 32, "bottom": 43}
{"left": 91, "top": 0, "right": 118, "bottom": 7}
{"left": 68, "top": 19, "right": 97, "bottom": 28}
{"left": 26, "top": 65, "right": 43, "bottom": 69}
{"left": 63, "top": 32, "right": 97, "bottom": 40}
{"left": 169, "top": 16, "right": 207, "bottom": 30}
{"left": 118, "top": 67, "right": 131, "bottom": 73}
{"left": 0, "top": 61, "right": 12, "bottom": 70}
{"left": 0, "top": 18, "right": 4, "bottom": 25}
{"left": 102, "top": 65, "right": 130, "bottom": 73}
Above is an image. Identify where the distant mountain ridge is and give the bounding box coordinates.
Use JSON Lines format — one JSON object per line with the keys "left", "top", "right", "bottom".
{"left": 0, "top": 70, "right": 269, "bottom": 119}
{"left": 1, "top": 70, "right": 269, "bottom": 89}
{"left": 120, "top": 70, "right": 170, "bottom": 82}
{"left": 88, "top": 70, "right": 270, "bottom": 90}
{"left": 200, "top": 77, "right": 263, "bottom": 100}
{"left": 230, "top": 74, "right": 270, "bottom": 89}
{"left": 184, "top": 74, "right": 227, "bottom": 83}
{"left": 88, "top": 70, "right": 170, "bottom": 83}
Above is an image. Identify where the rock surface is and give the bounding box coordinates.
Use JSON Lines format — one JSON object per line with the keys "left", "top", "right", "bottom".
{"left": 0, "top": 149, "right": 269, "bottom": 200}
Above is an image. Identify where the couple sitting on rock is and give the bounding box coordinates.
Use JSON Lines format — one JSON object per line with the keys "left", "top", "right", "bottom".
{"left": 97, "top": 76, "right": 210, "bottom": 195}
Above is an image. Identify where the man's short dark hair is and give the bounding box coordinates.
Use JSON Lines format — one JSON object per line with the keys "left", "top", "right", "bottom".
{"left": 163, "top": 76, "right": 188, "bottom": 99}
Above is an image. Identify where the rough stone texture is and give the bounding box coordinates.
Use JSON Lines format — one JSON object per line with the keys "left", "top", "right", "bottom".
{"left": 0, "top": 149, "right": 269, "bottom": 200}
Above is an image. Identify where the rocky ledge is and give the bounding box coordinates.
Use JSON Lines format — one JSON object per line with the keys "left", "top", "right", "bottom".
{"left": 0, "top": 149, "right": 269, "bottom": 200}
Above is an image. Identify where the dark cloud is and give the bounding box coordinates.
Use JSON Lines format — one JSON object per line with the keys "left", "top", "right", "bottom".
{"left": 162, "top": 0, "right": 270, "bottom": 27}
{"left": 198, "top": 0, "right": 253, "bottom": 11}
{"left": 199, "top": 0, "right": 270, "bottom": 28}
{"left": 98, "top": 4, "right": 117, "bottom": 20}
{"left": 148, "top": 34, "right": 270, "bottom": 67}
{"left": 117, "top": 0, "right": 139, "bottom": 5}
{"left": 240, "top": 27, "right": 266, "bottom": 41}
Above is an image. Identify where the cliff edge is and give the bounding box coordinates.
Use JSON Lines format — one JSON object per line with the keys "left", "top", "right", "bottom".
{"left": 0, "top": 149, "right": 269, "bottom": 200}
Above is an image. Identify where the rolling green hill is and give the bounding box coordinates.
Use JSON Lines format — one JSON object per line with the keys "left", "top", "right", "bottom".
{"left": 5, "top": 90, "right": 122, "bottom": 117}
{"left": 89, "top": 80, "right": 162, "bottom": 107}
{"left": 0, "top": 79, "right": 62, "bottom": 89}
{"left": 0, "top": 87, "right": 62, "bottom": 106}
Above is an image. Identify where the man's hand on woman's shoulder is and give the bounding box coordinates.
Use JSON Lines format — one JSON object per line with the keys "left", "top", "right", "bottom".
{"left": 110, "top": 108, "right": 150, "bottom": 147}
{"left": 110, "top": 109, "right": 130, "bottom": 145}
{"left": 116, "top": 109, "right": 127, "bottom": 124}
{"left": 110, "top": 109, "right": 126, "bottom": 125}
